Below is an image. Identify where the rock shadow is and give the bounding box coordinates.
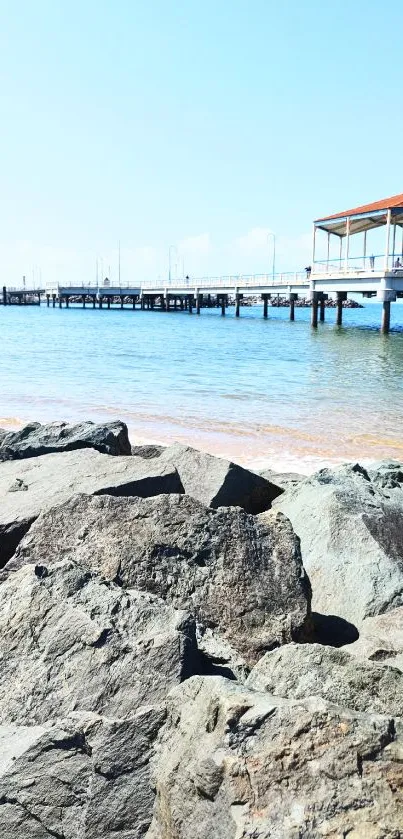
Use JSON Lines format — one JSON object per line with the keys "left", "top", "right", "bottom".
{"left": 311, "top": 612, "right": 359, "bottom": 647}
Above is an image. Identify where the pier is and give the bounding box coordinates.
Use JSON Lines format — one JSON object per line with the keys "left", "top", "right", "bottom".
{"left": 3, "top": 193, "right": 403, "bottom": 333}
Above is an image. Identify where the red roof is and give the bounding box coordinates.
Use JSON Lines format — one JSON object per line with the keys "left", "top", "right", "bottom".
{"left": 315, "top": 192, "right": 403, "bottom": 222}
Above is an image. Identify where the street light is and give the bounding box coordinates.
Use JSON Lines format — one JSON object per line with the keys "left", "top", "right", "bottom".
{"left": 267, "top": 231, "right": 276, "bottom": 281}
{"left": 168, "top": 245, "right": 178, "bottom": 284}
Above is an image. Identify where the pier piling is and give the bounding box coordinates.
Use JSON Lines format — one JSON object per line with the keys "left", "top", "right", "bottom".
{"left": 2, "top": 286, "right": 6, "bottom": 306}
{"left": 319, "top": 295, "right": 326, "bottom": 322}
{"left": 46, "top": 294, "right": 50, "bottom": 307}
{"left": 289, "top": 293, "right": 296, "bottom": 321}
{"left": 381, "top": 300, "right": 391, "bottom": 334}
{"left": 262, "top": 294, "right": 269, "bottom": 318}
{"left": 311, "top": 292, "right": 319, "bottom": 328}
{"left": 336, "top": 292, "right": 347, "bottom": 326}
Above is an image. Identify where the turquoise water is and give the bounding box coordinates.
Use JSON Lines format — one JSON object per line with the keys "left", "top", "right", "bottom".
{"left": 2, "top": 301, "right": 403, "bottom": 472}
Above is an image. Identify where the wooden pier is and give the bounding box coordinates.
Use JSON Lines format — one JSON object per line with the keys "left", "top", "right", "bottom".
{"left": 4, "top": 193, "right": 403, "bottom": 333}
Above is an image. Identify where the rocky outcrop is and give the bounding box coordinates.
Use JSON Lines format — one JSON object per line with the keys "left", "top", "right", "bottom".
{"left": 275, "top": 462, "right": 403, "bottom": 624}
{"left": 343, "top": 607, "right": 403, "bottom": 672}
{"left": 158, "top": 443, "right": 282, "bottom": 513}
{"left": 0, "top": 705, "right": 166, "bottom": 839}
{"left": 0, "top": 449, "right": 183, "bottom": 566}
{"left": 0, "top": 559, "right": 197, "bottom": 725}
{"left": 0, "top": 419, "right": 131, "bottom": 460}
{"left": 147, "top": 675, "right": 403, "bottom": 839}
{"left": 246, "top": 642, "right": 403, "bottom": 716}
{"left": 5, "top": 493, "right": 311, "bottom": 665}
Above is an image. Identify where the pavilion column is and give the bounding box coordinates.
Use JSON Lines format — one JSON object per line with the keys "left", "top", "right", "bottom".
{"left": 392, "top": 219, "right": 397, "bottom": 266}
{"left": 344, "top": 218, "right": 350, "bottom": 271}
{"left": 363, "top": 230, "right": 367, "bottom": 268}
{"left": 327, "top": 233, "right": 330, "bottom": 271}
{"left": 384, "top": 208, "right": 392, "bottom": 271}
{"left": 339, "top": 236, "right": 343, "bottom": 268}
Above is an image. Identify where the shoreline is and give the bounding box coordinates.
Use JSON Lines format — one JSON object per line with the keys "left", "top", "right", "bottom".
{"left": 2, "top": 411, "right": 401, "bottom": 476}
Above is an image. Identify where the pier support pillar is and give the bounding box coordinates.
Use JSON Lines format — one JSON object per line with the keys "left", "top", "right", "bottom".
{"left": 46, "top": 294, "right": 50, "bottom": 307}
{"left": 65, "top": 296, "right": 69, "bottom": 309}
{"left": 38, "top": 293, "right": 41, "bottom": 306}
{"left": 381, "top": 301, "right": 391, "bottom": 334}
{"left": 59, "top": 296, "right": 62, "bottom": 308}
{"left": 82, "top": 295, "right": 86, "bottom": 308}
{"left": 165, "top": 295, "right": 170, "bottom": 311}
{"left": 106, "top": 297, "right": 110, "bottom": 309}
{"left": 262, "top": 294, "right": 269, "bottom": 318}
{"left": 311, "top": 292, "right": 319, "bottom": 328}
{"left": 220, "top": 295, "right": 226, "bottom": 316}
{"left": 336, "top": 292, "right": 347, "bottom": 326}
{"left": 188, "top": 295, "right": 193, "bottom": 314}
{"left": 151, "top": 297, "right": 154, "bottom": 310}
{"left": 2, "top": 286, "right": 6, "bottom": 306}
{"left": 235, "top": 293, "right": 242, "bottom": 317}
{"left": 319, "top": 295, "right": 326, "bottom": 322}
{"left": 289, "top": 293, "right": 297, "bottom": 321}
{"left": 207, "top": 294, "right": 211, "bottom": 307}
{"left": 120, "top": 296, "right": 124, "bottom": 309}
{"left": 99, "top": 296, "right": 103, "bottom": 309}
{"left": 180, "top": 298, "right": 184, "bottom": 310}
{"left": 196, "top": 294, "right": 202, "bottom": 315}
{"left": 92, "top": 296, "right": 96, "bottom": 308}
{"left": 132, "top": 296, "right": 136, "bottom": 309}
{"left": 52, "top": 294, "right": 56, "bottom": 308}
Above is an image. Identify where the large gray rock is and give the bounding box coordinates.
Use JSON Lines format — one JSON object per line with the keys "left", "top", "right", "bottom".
{"left": 246, "top": 642, "right": 403, "bottom": 716}
{"left": 275, "top": 462, "right": 403, "bottom": 624}
{"left": 259, "top": 467, "right": 305, "bottom": 492}
{"left": 147, "top": 675, "right": 403, "bottom": 839}
{"left": 0, "top": 419, "right": 131, "bottom": 460}
{"left": 0, "top": 559, "right": 196, "bottom": 725}
{"left": 131, "top": 444, "right": 166, "bottom": 459}
{"left": 343, "top": 607, "right": 403, "bottom": 672}
{"left": 0, "top": 705, "right": 166, "bottom": 839}
{"left": 0, "top": 449, "right": 183, "bottom": 566}
{"left": 6, "top": 493, "right": 311, "bottom": 665}
{"left": 158, "top": 443, "right": 282, "bottom": 513}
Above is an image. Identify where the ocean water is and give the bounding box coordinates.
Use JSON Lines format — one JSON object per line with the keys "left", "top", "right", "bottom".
{"left": 2, "top": 301, "right": 403, "bottom": 473}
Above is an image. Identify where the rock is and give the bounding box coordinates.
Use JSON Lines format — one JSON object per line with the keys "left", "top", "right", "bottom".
{"left": 0, "top": 705, "right": 166, "bottom": 838}
{"left": 147, "top": 675, "right": 403, "bottom": 839}
{"left": 0, "top": 559, "right": 196, "bottom": 725}
{"left": 275, "top": 462, "right": 403, "bottom": 624}
{"left": 6, "top": 493, "right": 311, "bottom": 665}
{"left": 259, "top": 467, "right": 305, "bottom": 491}
{"left": 246, "top": 642, "right": 403, "bottom": 716}
{"left": 0, "top": 428, "right": 7, "bottom": 445}
{"left": 343, "top": 607, "right": 403, "bottom": 672}
{"left": 0, "top": 419, "right": 132, "bottom": 461}
{"left": 159, "top": 443, "right": 282, "bottom": 513}
{"left": 131, "top": 444, "right": 166, "bottom": 459}
{"left": 0, "top": 449, "right": 183, "bottom": 567}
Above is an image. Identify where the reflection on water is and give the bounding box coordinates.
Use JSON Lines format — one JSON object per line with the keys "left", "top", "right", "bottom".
{"left": 1, "top": 302, "right": 403, "bottom": 473}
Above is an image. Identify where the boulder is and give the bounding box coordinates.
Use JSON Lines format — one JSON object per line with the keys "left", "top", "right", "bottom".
{"left": 6, "top": 493, "right": 311, "bottom": 665}
{"left": 246, "top": 642, "right": 403, "bottom": 716}
{"left": 0, "top": 419, "right": 131, "bottom": 460}
{"left": 343, "top": 607, "right": 403, "bottom": 672}
{"left": 147, "top": 675, "right": 403, "bottom": 839}
{"left": 0, "top": 449, "right": 183, "bottom": 567}
{"left": 0, "top": 705, "right": 166, "bottom": 839}
{"left": 0, "top": 559, "right": 196, "bottom": 725}
{"left": 159, "top": 443, "right": 282, "bottom": 513}
{"left": 259, "top": 466, "right": 305, "bottom": 491}
{"left": 275, "top": 462, "right": 403, "bottom": 624}
{"left": 131, "top": 444, "right": 166, "bottom": 459}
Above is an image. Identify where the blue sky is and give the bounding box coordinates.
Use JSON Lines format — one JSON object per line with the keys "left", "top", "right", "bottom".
{"left": 1, "top": 0, "right": 402, "bottom": 285}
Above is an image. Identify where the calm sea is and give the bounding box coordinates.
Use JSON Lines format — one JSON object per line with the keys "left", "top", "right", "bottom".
{"left": 2, "top": 301, "right": 403, "bottom": 473}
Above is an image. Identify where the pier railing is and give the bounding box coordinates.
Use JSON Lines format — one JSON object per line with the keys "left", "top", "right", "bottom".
{"left": 141, "top": 272, "right": 307, "bottom": 289}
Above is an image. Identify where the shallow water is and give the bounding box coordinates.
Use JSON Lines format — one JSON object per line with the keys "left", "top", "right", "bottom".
{"left": 2, "top": 301, "right": 403, "bottom": 472}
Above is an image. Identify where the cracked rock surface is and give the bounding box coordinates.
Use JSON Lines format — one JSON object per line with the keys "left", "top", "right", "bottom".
{"left": 147, "top": 675, "right": 403, "bottom": 839}
{"left": 5, "top": 492, "right": 311, "bottom": 665}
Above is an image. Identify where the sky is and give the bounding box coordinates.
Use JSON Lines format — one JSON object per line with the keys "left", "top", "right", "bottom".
{"left": 1, "top": 0, "right": 403, "bottom": 286}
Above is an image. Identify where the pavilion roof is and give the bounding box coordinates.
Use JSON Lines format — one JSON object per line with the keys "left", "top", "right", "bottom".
{"left": 314, "top": 193, "right": 403, "bottom": 237}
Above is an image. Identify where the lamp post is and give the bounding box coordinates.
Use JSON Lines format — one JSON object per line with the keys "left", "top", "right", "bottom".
{"left": 267, "top": 231, "right": 276, "bottom": 281}
{"left": 168, "top": 246, "right": 178, "bottom": 284}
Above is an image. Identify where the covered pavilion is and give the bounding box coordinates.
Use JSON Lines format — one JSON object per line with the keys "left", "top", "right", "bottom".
{"left": 312, "top": 192, "right": 403, "bottom": 273}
